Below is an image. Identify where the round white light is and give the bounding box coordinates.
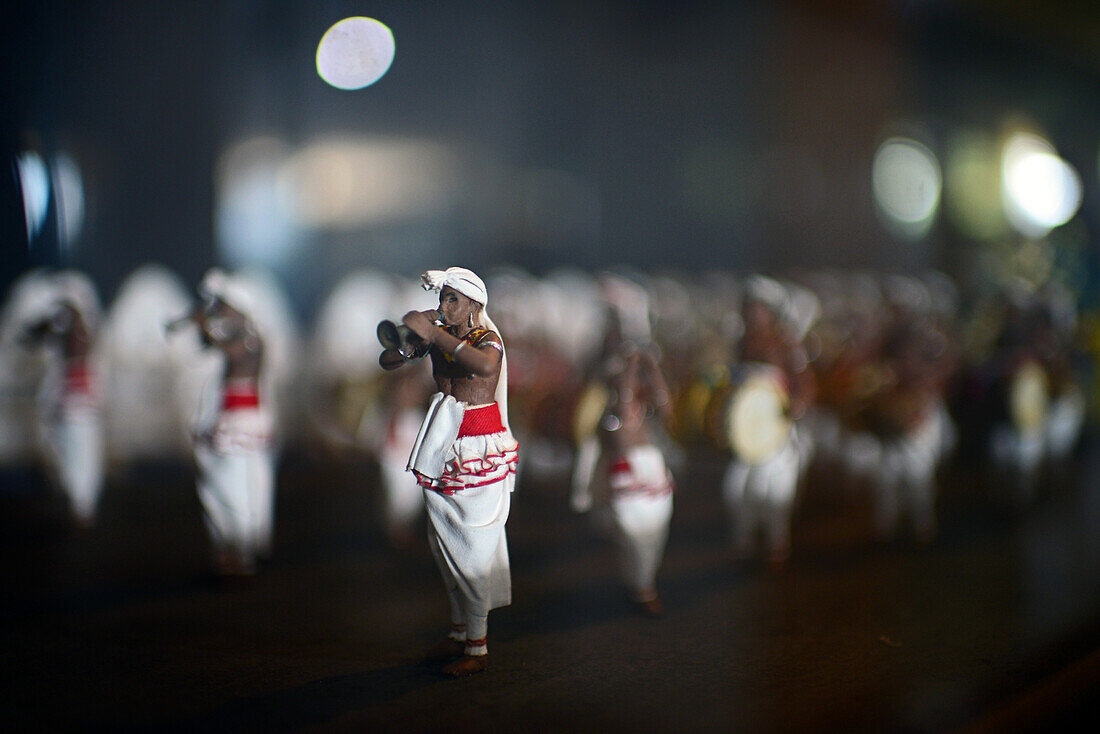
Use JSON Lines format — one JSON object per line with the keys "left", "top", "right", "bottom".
{"left": 316, "top": 17, "right": 395, "bottom": 90}
{"left": 872, "top": 137, "right": 942, "bottom": 238}
{"left": 1002, "top": 132, "right": 1082, "bottom": 238}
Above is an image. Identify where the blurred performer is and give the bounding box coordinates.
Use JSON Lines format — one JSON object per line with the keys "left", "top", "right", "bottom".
{"left": 309, "top": 272, "right": 430, "bottom": 547}
{"left": 987, "top": 289, "right": 1082, "bottom": 507}
{"left": 377, "top": 365, "right": 432, "bottom": 549}
{"left": 865, "top": 311, "right": 956, "bottom": 542}
{"left": 21, "top": 271, "right": 105, "bottom": 526}
{"left": 172, "top": 269, "right": 275, "bottom": 576}
{"left": 0, "top": 270, "right": 55, "bottom": 468}
{"left": 99, "top": 264, "right": 196, "bottom": 463}
{"left": 571, "top": 274, "right": 675, "bottom": 615}
{"left": 380, "top": 267, "right": 517, "bottom": 677}
{"left": 575, "top": 350, "right": 675, "bottom": 616}
{"left": 375, "top": 279, "right": 436, "bottom": 548}
{"left": 721, "top": 276, "right": 815, "bottom": 570}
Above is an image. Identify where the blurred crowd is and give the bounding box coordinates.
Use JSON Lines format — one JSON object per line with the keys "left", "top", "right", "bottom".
{"left": 0, "top": 262, "right": 1092, "bottom": 578}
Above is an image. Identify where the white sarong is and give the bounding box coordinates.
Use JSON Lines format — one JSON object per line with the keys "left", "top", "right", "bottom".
{"left": 194, "top": 394, "right": 275, "bottom": 560}
{"left": 412, "top": 394, "right": 518, "bottom": 616}
{"left": 608, "top": 444, "right": 674, "bottom": 598}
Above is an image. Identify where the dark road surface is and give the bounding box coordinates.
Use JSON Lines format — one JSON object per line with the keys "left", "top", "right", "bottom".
{"left": 4, "top": 438, "right": 1100, "bottom": 733}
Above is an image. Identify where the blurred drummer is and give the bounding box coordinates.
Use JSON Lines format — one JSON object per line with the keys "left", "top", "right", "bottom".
{"left": 721, "top": 275, "right": 815, "bottom": 570}
{"left": 864, "top": 300, "right": 957, "bottom": 543}
{"left": 571, "top": 274, "right": 675, "bottom": 616}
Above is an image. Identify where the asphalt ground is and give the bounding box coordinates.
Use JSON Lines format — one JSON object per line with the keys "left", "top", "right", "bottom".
{"left": 3, "top": 435, "right": 1100, "bottom": 733}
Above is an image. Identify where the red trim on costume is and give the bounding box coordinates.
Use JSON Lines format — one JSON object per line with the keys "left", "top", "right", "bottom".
{"left": 65, "top": 362, "right": 94, "bottom": 394}
{"left": 465, "top": 637, "right": 487, "bottom": 647}
{"left": 223, "top": 384, "right": 260, "bottom": 410}
{"left": 607, "top": 455, "right": 675, "bottom": 497}
{"left": 458, "top": 403, "right": 505, "bottom": 437}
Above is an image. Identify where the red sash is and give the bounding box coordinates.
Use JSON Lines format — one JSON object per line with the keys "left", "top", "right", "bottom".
{"left": 223, "top": 384, "right": 260, "bottom": 410}
{"left": 65, "top": 363, "right": 94, "bottom": 394}
{"left": 458, "top": 403, "right": 504, "bottom": 437}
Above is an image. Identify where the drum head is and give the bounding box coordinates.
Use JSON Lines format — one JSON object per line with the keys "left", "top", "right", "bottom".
{"left": 1009, "top": 361, "right": 1049, "bottom": 432}
{"left": 726, "top": 372, "right": 791, "bottom": 464}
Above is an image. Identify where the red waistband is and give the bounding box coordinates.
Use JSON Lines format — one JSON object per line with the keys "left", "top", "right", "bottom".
{"left": 609, "top": 457, "right": 631, "bottom": 474}
{"left": 223, "top": 385, "right": 260, "bottom": 410}
{"left": 65, "top": 363, "right": 94, "bottom": 394}
{"left": 458, "top": 403, "right": 504, "bottom": 437}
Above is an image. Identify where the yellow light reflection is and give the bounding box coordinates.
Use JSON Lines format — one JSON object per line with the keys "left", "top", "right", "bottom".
{"left": 276, "top": 138, "right": 458, "bottom": 228}
{"left": 944, "top": 130, "right": 1008, "bottom": 241}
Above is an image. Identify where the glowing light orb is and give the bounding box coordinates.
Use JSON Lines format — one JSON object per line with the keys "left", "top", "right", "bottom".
{"left": 872, "top": 137, "right": 941, "bottom": 239}
{"left": 16, "top": 151, "right": 50, "bottom": 241}
{"left": 316, "top": 17, "right": 395, "bottom": 90}
{"left": 1002, "top": 132, "right": 1082, "bottom": 238}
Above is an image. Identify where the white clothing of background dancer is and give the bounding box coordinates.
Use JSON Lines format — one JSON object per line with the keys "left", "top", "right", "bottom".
{"left": 172, "top": 269, "right": 275, "bottom": 577}
{"left": 571, "top": 274, "right": 675, "bottom": 616}
{"left": 22, "top": 272, "right": 106, "bottom": 527}
{"left": 380, "top": 267, "right": 517, "bottom": 678}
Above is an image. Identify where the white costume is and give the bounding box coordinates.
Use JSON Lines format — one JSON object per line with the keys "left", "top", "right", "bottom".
{"left": 100, "top": 264, "right": 195, "bottom": 462}
{"left": 872, "top": 402, "right": 954, "bottom": 541}
{"left": 407, "top": 268, "right": 518, "bottom": 656}
{"left": 379, "top": 405, "right": 425, "bottom": 535}
{"left": 721, "top": 363, "right": 802, "bottom": 563}
{"left": 40, "top": 359, "right": 106, "bottom": 525}
{"left": 191, "top": 270, "right": 276, "bottom": 573}
{"left": 571, "top": 274, "right": 674, "bottom": 604}
{"left": 33, "top": 272, "right": 106, "bottom": 526}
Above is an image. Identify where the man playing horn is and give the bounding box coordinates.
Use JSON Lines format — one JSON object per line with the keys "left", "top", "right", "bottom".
{"left": 171, "top": 269, "right": 274, "bottom": 577}
{"left": 380, "top": 267, "right": 518, "bottom": 677}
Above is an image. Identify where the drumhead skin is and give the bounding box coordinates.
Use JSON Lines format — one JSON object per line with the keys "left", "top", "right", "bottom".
{"left": 726, "top": 368, "right": 792, "bottom": 464}
{"left": 1009, "top": 361, "right": 1049, "bottom": 432}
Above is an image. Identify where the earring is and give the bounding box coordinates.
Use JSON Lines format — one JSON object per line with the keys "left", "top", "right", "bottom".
{"left": 467, "top": 313, "right": 475, "bottom": 328}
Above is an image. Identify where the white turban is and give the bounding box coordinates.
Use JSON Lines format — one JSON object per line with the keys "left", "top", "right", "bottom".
{"left": 199, "top": 268, "right": 255, "bottom": 318}
{"left": 420, "top": 266, "right": 509, "bottom": 429}
{"left": 421, "top": 267, "right": 488, "bottom": 307}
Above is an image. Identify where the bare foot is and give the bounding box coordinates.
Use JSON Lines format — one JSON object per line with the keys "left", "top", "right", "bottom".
{"left": 423, "top": 639, "right": 465, "bottom": 663}
{"left": 637, "top": 596, "right": 664, "bottom": 617}
{"left": 442, "top": 654, "right": 488, "bottom": 677}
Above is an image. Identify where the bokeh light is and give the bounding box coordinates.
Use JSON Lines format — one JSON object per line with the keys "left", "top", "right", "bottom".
{"left": 16, "top": 151, "right": 50, "bottom": 243}
{"left": 872, "top": 137, "right": 942, "bottom": 240}
{"left": 215, "top": 136, "right": 296, "bottom": 268}
{"left": 316, "top": 17, "right": 395, "bottom": 90}
{"left": 276, "top": 138, "right": 458, "bottom": 228}
{"left": 944, "top": 129, "right": 1008, "bottom": 241}
{"left": 1001, "top": 131, "right": 1082, "bottom": 239}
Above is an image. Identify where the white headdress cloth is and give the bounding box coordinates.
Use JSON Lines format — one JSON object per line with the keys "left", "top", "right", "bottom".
{"left": 200, "top": 268, "right": 256, "bottom": 320}
{"left": 421, "top": 267, "right": 509, "bottom": 430}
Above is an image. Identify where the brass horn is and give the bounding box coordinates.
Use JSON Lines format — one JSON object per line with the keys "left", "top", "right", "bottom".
{"left": 377, "top": 320, "right": 429, "bottom": 360}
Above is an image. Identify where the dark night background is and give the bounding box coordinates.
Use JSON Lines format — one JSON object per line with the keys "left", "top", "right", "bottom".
{"left": 5, "top": 3, "right": 1100, "bottom": 732}
{"left": 3, "top": 0, "right": 1099, "bottom": 315}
